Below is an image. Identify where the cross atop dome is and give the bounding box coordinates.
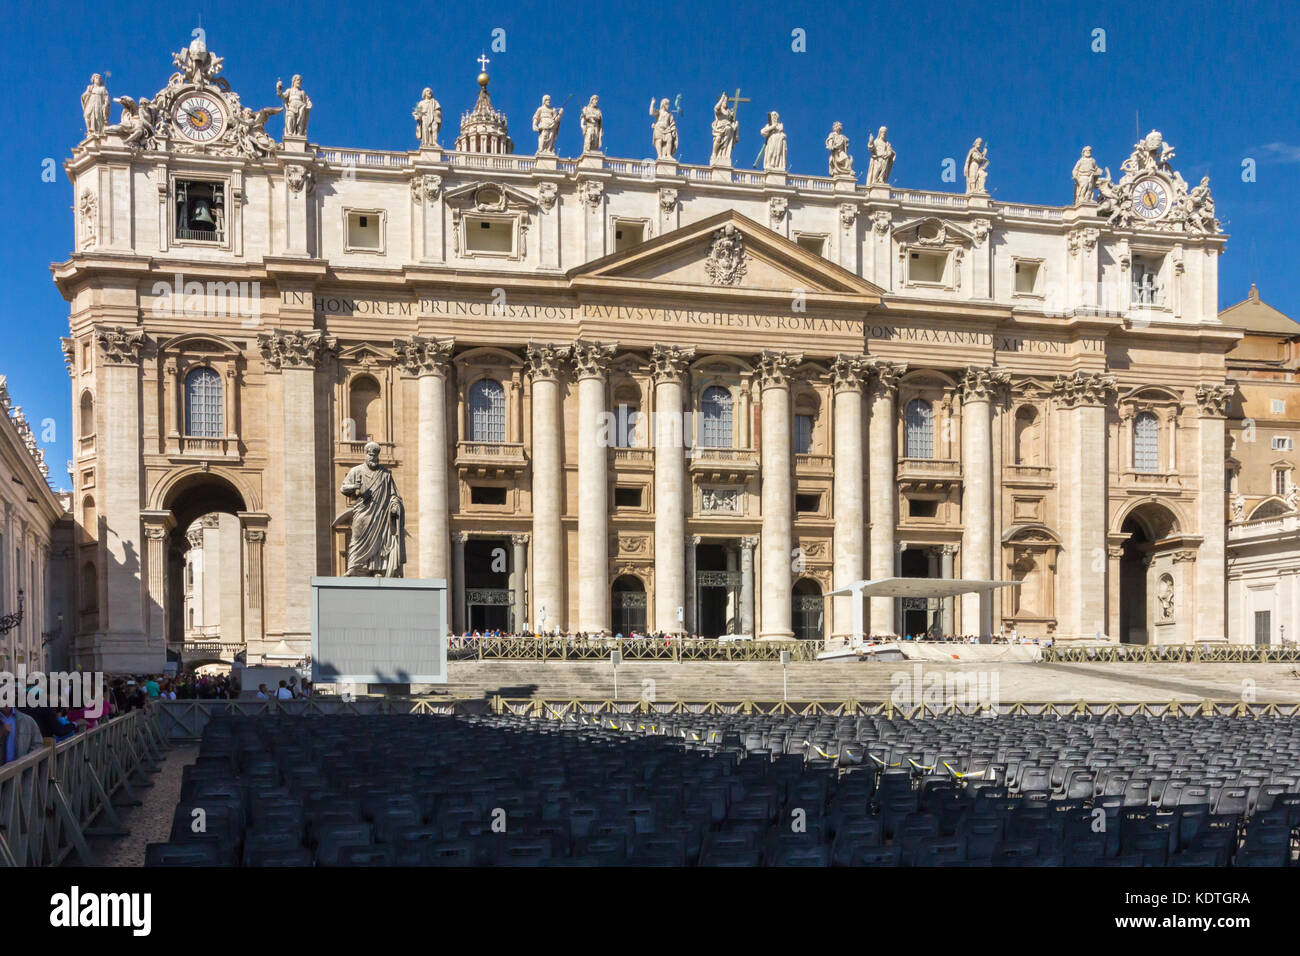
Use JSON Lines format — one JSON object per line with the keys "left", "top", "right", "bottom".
{"left": 457, "top": 53, "right": 512, "bottom": 154}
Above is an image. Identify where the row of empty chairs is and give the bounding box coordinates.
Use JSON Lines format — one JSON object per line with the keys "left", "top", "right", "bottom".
{"left": 145, "top": 712, "right": 1300, "bottom": 866}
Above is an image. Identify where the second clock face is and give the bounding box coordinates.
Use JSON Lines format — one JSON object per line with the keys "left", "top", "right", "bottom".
{"left": 173, "top": 92, "right": 226, "bottom": 143}
{"left": 1132, "top": 178, "right": 1170, "bottom": 220}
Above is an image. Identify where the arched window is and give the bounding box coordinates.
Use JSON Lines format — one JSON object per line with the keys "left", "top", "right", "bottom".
{"left": 468, "top": 379, "right": 506, "bottom": 443}
{"left": 79, "top": 391, "right": 94, "bottom": 439}
{"left": 794, "top": 413, "right": 815, "bottom": 455}
{"left": 700, "top": 386, "right": 733, "bottom": 448}
{"left": 81, "top": 496, "right": 96, "bottom": 544}
{"left": 792, "top": 578, "right": 824, "bottom": 641}
{"left": 1133, "top": 411, "right": 1160, "bottom": 473}
{"left": 348, "top": 375, "right": 382, "bottom": 442}
{"left": 1014, "top": 406, "right": 1040, "bottom": 465}
{"left": 904, "top": 399, "right": 934, "bottom": 459}
{"left": 184, "top": 367, "right": 223, "bottom": 437}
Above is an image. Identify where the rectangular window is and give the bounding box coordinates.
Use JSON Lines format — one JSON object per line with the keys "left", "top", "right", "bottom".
{"left": 1276, "top": 470, "right": 1289, "bottom": 496}
{"left": 794, "top": 414, "right": 814, "bottom": 455}
{"left": 908, "top": 498, "right": 938, "bottom": 518}
{"left": 1131, "top": 254, "right": 1164, "bottom": 305}
{"left": 614, "top": 487, "right": 643, "bottom": 509}
{"left": 909, "top": 251, "right": 947, "bottom": 284}
{"left": 1014, "top": 260, "right": 1041, "bottom": 294}
{"left": 346, "top": 211, "right": 383, "bottom": 251}
{"left": 614, "top": 405, "right": 639, "bottom": 448}
{"left": 1271, "top": 436, "right": 1294, "bottom": 451}
{"left": 465, "top": 217, "right": 514, "bottom": 254}
{"left": 1255, "top": 610, "right": 1271, "bottom": 646}
{"left": 1272, "top": 399, "right": 1287, "bottom": 415}
{"left": 795, "top": 234, "right": 827, "bottom": 257}
{"left": 469, "top": 486, "right": 507, "bottom": 506}
{"left": 175, "top": 180, "right": 226, "bottom": 243}
{"left": 795, "top": 493, "right": 820, "bottom": 513}
{"left": 613, "top": 221, "right": 645, "bottom": 253}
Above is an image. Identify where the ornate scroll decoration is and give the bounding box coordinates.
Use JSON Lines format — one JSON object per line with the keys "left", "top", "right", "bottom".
{"left": 94, "top": 326, "right": 147, "bottom": 365}
{"left": 78, "top": 190, "right": 97, "bottom": 249}
{"left": 838, "top": 202, "right": 858, "bottom": 229}
{"left": 578, "top": 179, "right": 604, "bottom": 208}
{"left": 960, "top": 366, "right": 1012, "bottom": 403}
{"left": 535, "top": 181, "right": 557, "bottom": 211}
{"left": 703, "top": 224, "right": 748, "bottom": 286}
{"left": 650, "top": 344, "right": 695, "bottom": 384}
{"left": 257, "top": 328, "right": 337, "bottom": 369}
{"left": 830, "top": 354, "right": 871, "bottom": 393}
{"left": 871, "top": 209, "right": 892, "bottom": 235}
{"left": 285, "top": 164, "right": 313, "bottom": 194}
{"left": 393, "top": 334, "right": 454, "bottom": 377}
{"left": 1067, "top": 227, "right": 1099, "bottom": 256}
{"left": 571, "top": 339, "right": 618, "bottom": 380}
{"left": 769, "top": 196, "right": 788, "bottom": 228}
{"left": 60, "top": 337, "right": 76, "bottom": 376}
{"left": 755, "top": 350, "right": 802, "bottom": 389}
{"left": 1194, "top": 383, "right": 1234, "bottom": 417}
{"left": 1094, "top": 130, "right": 1220, "bottom": 234}
{"left": 411, "top": 174, "right": 444, "bottom": 204}
{"left": 1051, "top": 370, "right": 1117, "bottom": 408}
{"left": 658, "top": 187, "right": 678, "bottom": 214}
{"left": 524, "top": 341, "right": 572, "bottom": 382}
{"left": 971, "top": 218, "right": 991, "bottom": 247}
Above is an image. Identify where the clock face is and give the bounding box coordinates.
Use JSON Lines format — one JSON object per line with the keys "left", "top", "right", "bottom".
{"left": 1132, "top": 178, "right": 1170, "bottom": 220}
{"left": 173, "top": 92, "right": 226, "bottom": 143}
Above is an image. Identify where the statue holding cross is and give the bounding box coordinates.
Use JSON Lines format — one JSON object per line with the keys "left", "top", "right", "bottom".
{"left": 710, "top": 89, "right": 745, "bottom": 166}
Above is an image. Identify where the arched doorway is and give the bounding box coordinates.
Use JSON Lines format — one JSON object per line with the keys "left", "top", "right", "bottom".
{"left": 1118, "top": 502, "right": 1179, "bottom": 645}
{"left": 464, "top": 536, "right": 511, "bottom": 633}
{"left": 161, "top": 473, "right": 249, "bottom": 658}
{"left": 792, "top": 579, "right": 824, "bottom": 641}
{"left": 611, "top": 575, "right": 647, "bottom": 636}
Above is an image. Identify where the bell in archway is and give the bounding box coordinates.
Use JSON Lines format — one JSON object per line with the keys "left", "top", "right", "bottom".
{"left": 188, "top": 197, "right": 216, "bottom": 230}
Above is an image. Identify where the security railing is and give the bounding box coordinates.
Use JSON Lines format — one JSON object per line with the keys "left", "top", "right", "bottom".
{"left": 447, "top": 635, "right": 825, "bottom": 662}
{"left": 0, "top": 708, "right": 166, "bottom": 867}
{"left": 1041, "top": 643, "right": 1300, "bottom": 663}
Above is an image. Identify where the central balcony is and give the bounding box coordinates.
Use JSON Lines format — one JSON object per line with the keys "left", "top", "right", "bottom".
{"left": 897, "top": 457, "right": 962, "bottom": 494}
{"left": 689, "top": 446, "right": 760, "bottom": 482}
{"left": 456, "top": 440, "right": 528, "bottom": 478}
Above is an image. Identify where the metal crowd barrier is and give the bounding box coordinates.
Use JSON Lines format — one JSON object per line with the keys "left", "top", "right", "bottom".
{"left": 1040, "top": 644, "right": 1300, "bottom": 663}
{"left": 449, "top": 636, "right": 825, "bottom": 662}
{"left": 0, "top": 708, "right": 166, "bottom": 867}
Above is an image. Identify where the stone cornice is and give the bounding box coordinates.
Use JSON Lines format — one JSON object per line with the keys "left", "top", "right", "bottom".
{"left": 393, "top": 334, "right": 454, "bottom": 377}
{"left": 257, "top": 328, "right": 337, "bottom": 370}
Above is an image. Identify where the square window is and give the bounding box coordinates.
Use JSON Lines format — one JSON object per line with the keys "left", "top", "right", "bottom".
{"left": 346, "top": 210, "right": 383, "bottom": 250}
{"left": 1131, "top": 254, "right": 1165, "bottom": 305}
{"left": 1272, "top": 436, "right": 1294, "bottom": 452}
{"left": 796, "top": 235, "right": 827, "bottom": 257}
{"left": 795, "top": 493, "right": 820, "bottom": 513}
{"left": 175, "top": 180, "right": 226, "bottom": 243}
{"left": 1014, "top": 260, "right": 1041, "bottom": 294}
{"left": 1271, "top": 399, "right": 1286, "bottom": 415}
{"left": 908, "top": 498, "right": 938, "bottom": 519}
{"left": 469, "top": 485, "right": 507, "bottom": 506}
{"left": 613, "top": 221, "right": 645, "bottom": 253}
{"left": 909, "top": 250, "right": 947, "bottom": 284}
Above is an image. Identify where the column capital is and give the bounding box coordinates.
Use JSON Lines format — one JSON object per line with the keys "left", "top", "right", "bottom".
{"left": 95, "top": 325, "right": 147, "bottom": 365}
{"left": 830, "top": 354, "right": 872, "bottom": 393}
{"left": 525, "top": 341, "right": 572, "bottom": 382}
{"left": 868, "top": 360, "right": 908, "bottom": 397}
{"left": 571, "top": 339, "right": 619, "bottom": 380}
{"left": 510, "top": 532, "right": 531, "bottom": 546}
{"left": 740, "top": 535, "right": 758, "bottom": 551}
{"left": 1194, "top": 382, "right": 1234, "bottom": 418}
{"left": 185, "top": 528, "right": 203, "bottom": 549}
{"left": 394, "top": 334, "right": 454, "bottom": 377}
{"left": 959, "top": 365, "right": 1011, "bottom": 403}
{"left": 650, "top": 344, "right": 696, "bottom": 384}
{"left": 1052, "top": 370, "right": 1117, "bottom": 408}
{"left": 258, "top": 328, "right": 337, "bottom": 370}
{"left": 755, "top": 349, "right": 803, "bottom": 389}
{"left": 453, "top": 530, "right": 471, "bottom": 544}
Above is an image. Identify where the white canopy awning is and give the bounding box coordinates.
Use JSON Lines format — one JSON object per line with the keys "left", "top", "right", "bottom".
{"left": 823, "top": 578, "right": 1021, "bottom": 644}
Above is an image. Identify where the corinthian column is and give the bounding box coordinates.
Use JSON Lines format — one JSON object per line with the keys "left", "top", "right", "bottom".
{"left": 1052, "top": 371, "right": 1115, "bottom": 641}
{"left": 526, "top": 342, "right": 571, "bottom": 633}
{"left": 831, "top": 355, "right": 869, "bottom": 640}
{"left": 867, "top": 361, "right": 907, "bottom": 634}
{"left": 396, "top": 335, "right": 454, "bottom": 598}
{"left": 1195, "top": 383, "right": 1233, "bottom": 643}
{"left": 573, "top": 339, "right": 618, "bottom": 633}
{"left": 757, "top": 349, "right": 802, "bottom": 641}
{"left": 259, "top": 328, "right": 336, "bottom": 648}
{"left": 959, "top": 366, "right": 1009, "bottom": 639}
{"left": 651, "top": 344, "right": 695, "bottom": 635}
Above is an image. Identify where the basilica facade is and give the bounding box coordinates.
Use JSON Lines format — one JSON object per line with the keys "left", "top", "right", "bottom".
{"left": 57, "top": 39, "right": 1237, "bottom": 671}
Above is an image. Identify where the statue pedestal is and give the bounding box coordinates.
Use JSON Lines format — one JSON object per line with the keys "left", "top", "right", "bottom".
{"left": 765, "top": 170, "right": 788, "bottom": 188}
{"left": 833, "top": 174, "right": 858, "bottom": 194}
{"left": 281, "top": 134, "right": 309, "bottom": 154}
{"left": 967, "top": 193, "right": 991, "bottom": 209}
{"left": 867, "top": 183, "right": 892, "bottom": 201}
{"left": 418, "top": 145, "right": 444, "bottom": 162}
{"left": 710, "top": 163, "right": 733, "bottom": 183}
{"left": 534, "top": 153, "right": 558, "bottom": 171}
{"left": 579, "top": 150, "right": 603, "bottom": 170}
{"left": 655, "top": 159, "right": 679, "bottom": 179}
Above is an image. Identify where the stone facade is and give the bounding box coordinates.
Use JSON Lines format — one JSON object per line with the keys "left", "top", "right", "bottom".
{"left": 55, "top": 44, "right": 1238, "bottom": 670}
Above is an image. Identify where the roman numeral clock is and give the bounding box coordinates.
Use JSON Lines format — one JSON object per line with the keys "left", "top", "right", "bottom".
{"left": 1131, "top": 177, "right": 1170, "bottom": 221}
{"left": 172, "top": 91, "right": 227, "bottom": 143}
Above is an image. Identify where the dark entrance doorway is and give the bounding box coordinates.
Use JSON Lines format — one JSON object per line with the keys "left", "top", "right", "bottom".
{"left": 611, "top": 575, "right": 647, "bottom": 636}
{"left": 465, "top": 537, "right": 511, "bottom": 632}
{"left": 695, "top": 543, "right": 738, "bottom": 638}
{"left": 1118, "top": 503, "right": 1179, "bottom": 645}
{"left": 900, "top": 547, "right": 938, "bottom": 638}
{"left": 792, "top": 578, "right": 824, "bottom": 640}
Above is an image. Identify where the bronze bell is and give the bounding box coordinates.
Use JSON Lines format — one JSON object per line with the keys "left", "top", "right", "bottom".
{"left": 188, "top": 197, "right": 216, "bottom": 230}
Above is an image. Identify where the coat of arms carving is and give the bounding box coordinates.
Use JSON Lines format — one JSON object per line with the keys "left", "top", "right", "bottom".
{"left": 703, "top": 224, "right": 748, "bottom": 286}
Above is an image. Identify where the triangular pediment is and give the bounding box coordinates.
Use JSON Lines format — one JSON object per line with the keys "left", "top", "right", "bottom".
{"left": 568, "top": 210, "right": 883, "bottom": 304}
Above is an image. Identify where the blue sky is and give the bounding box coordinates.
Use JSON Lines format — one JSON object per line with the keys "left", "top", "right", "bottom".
{"left": 3, "top": 0, "right": 1297, "bottom": 490}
